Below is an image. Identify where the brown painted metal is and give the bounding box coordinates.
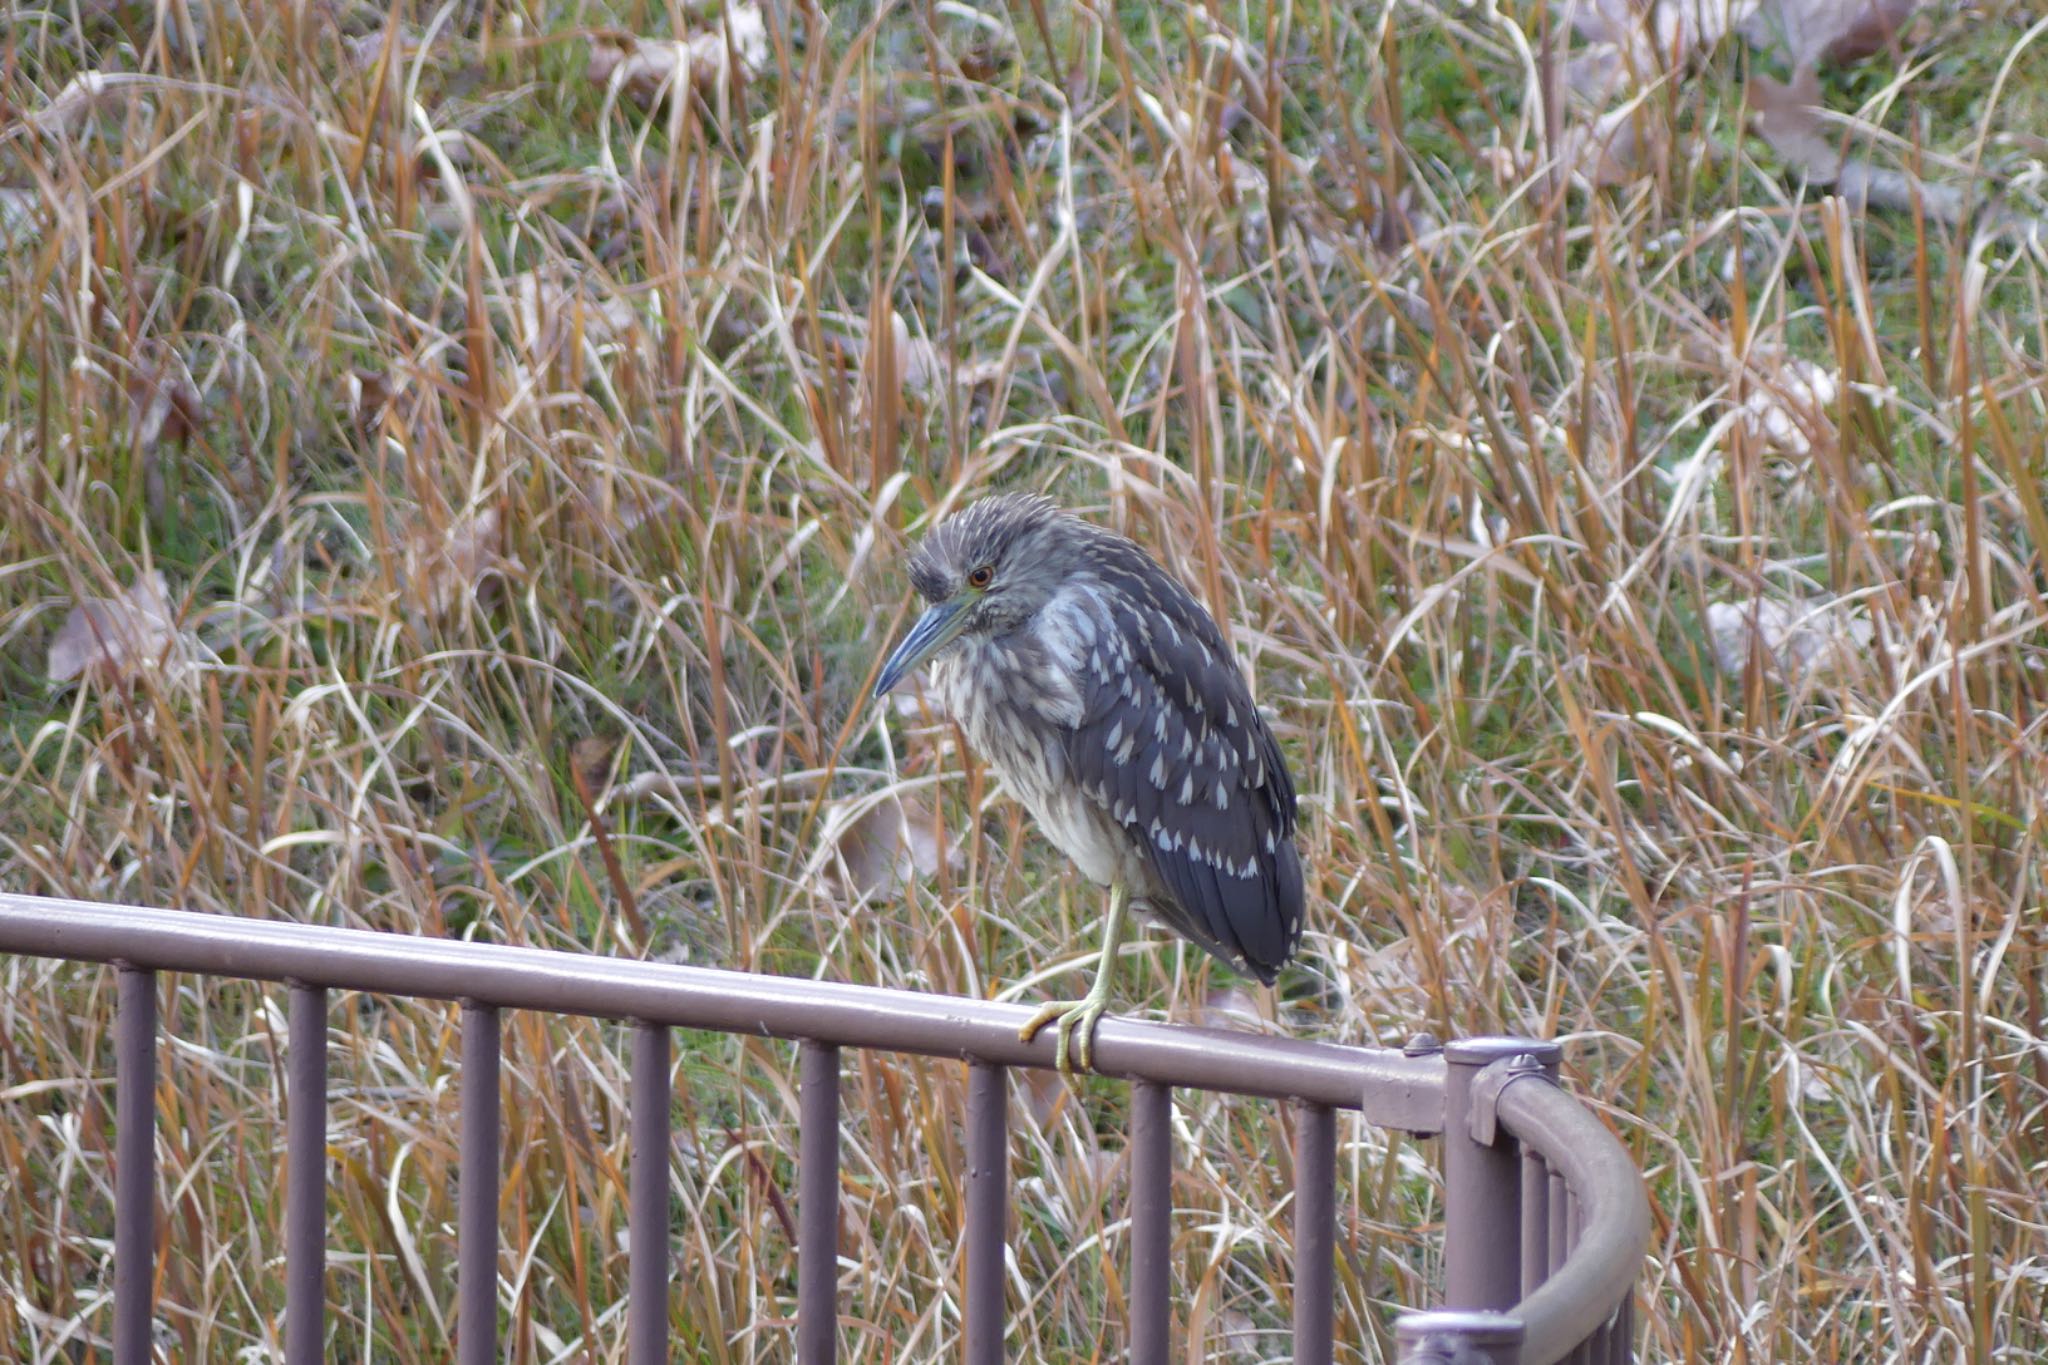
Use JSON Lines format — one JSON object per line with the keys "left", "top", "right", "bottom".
{"left": 1514, "top": 1047, "right": 1561, "bottom": 1308}
{"left": 1496, "top": 1080, "right": 1649, "bottom": 1364}
{"left": 115, "top": 966, "right": 155, "bottom": 1365}
{"left": 0, "top": 897, "right": 1437, "bottom": 1120}
{"left": 1293, "top": 1101, "right": 1337, "bottom": 1364}
{"left": 631, "top": 1020, "right": 672, "bottom": 1365}
{"left": 1548, "top": 1169, "right": 1570, "bottom": 1282}
{"left": 1520, "top": 1150, "right": 1549, "bottom": 1301}
{"left": 799, "top": 1041, "right": 841, "bottom": 1364}
{"left": 0, "top": 896, "right": 1649, "bottom": 1365}
{"left": 287, "top": 983, "right": 327, "bottom": 1364}
{"left": 965, "top": 1061, "right": 1007, "bottom": 1365}
{"left": 1395, "top": 1309, "right": 1525, "bottom": 1364}
{"left": 1129, "top": 1080, "right": 1171, "bottom": 1362}
{"left": 1444, "top": 1039, "right": 1552, "bottom": 1311}
{"left": 460, "top": 1002, "right": 500, "bottom": 1365}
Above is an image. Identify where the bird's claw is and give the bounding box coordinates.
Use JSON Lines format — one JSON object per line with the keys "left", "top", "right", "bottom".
{"left": 1018, "top": 996, "right": 1109, "bottom": 1074}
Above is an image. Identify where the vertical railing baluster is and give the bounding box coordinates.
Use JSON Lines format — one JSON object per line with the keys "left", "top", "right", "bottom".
{"left": 1519, "top": 1149, "right": 1548, "bottom": 1300}
{"left": 630, "top": 1020, "right": 672, "bottom": 1365}
{"left": 1547, "top": 1169, "right": 1569, "bottom": 1281}
{"left": 459, "top": 1002, "right": 500, "bottom": 1365}
{"left": 115, "top": 966, "right": 156, "bottom": 1365}
{"left": 798, "top": 1041, "right": 841, "bottom": 1364}
{"left": 1442, "top": 1039, "right": 1557, "bottom": 1312}
{"left": 965, "top": 1061, "right": 1007, "bottom": 1365}
{"left": 1293, "top": 1101, "right": 1336, "bottom": 1365}
{"left": 287, "top": 983, "right": 328, "bottom": 1363}
{"left": 1614, "top": 1291, "right": 1634, "bottom": 1363}
{"left": 1129, "top": 1080, "right": 1171, "bottom": 1363}
{"left": 1564, "top": 1191, "right": 1587, "bottom": 1364}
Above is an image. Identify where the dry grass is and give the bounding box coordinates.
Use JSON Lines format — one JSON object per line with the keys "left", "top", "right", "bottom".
{"left": 2, "top": 0, "right": 2046, "bottom": 1359}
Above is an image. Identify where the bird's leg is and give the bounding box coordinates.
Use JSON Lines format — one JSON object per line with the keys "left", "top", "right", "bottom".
{"left": 1018, "top": 885, "right": 1129, "bottom": 1073}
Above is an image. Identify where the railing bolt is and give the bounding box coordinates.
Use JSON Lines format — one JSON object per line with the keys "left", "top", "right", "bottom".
{"left": 1404, "top": 1032, "right": 1443, "bottom": 1057}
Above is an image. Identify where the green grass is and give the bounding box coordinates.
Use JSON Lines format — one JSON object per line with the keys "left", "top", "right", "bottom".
{"left": 2, "top": 0, "right": 2047, "bottom": 1359}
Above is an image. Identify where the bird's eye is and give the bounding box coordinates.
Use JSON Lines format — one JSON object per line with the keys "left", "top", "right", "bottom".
{"left": 967, "top": 565, "right": 994, "bottom": 589}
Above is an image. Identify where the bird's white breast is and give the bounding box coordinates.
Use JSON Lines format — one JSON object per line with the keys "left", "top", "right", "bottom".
{"left": 927, "top": 587, "right": 1137, "bottom": 889}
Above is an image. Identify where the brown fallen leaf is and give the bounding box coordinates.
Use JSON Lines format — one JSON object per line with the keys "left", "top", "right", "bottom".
{"left": 128, "top": 343, "right": 204, "bottom": 454}
{"left": 47, "top": 571, "right": 188, "bottom": 685}
{"left": 1559, "top": 100, "right": 1670, "bottom": 188}
{"left": 1546, "top": 0, "right": 1913, "bottom": 198}
{"left": 823, "top": 796, "right": 953, "bottom": 901}
{"left": 1741, "top": 0, "right": 1916, "bottom": 68}
{"left": 1749, "top": 70, "right": 1973, "bottom": 224}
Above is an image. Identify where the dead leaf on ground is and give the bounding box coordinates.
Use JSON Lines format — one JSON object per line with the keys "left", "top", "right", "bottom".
{"left": 1566, "top": 0, "right": 1760, "bottom": 74}
{"left": 47, "top": 571, "right": 189, "bottom": 685}
{"left": 1560, "top": 100, "right": 1671, "bottom": 188}
{"left": 348, "top": 367, "right": 395, "bottom": 434}
{"left": 1547, "top": 0, "right": 1913, "bottom": 194}
{"left": 571, "top": 736, "right": 624, "bottom": 799}
{"left": 587, "top": 4, "right": 768, "bottom": 106}
{"left": 1707, "top": 596, "right": 1874, "bottom": 680}
{"left": 1197, "top": 985, "right": 1262, "bottom": 1030}
{"left": 1215, "top": 1311, "right": 1263, "bottom": 1362}
{"left": 1748, "top": 70, "right": 1974, "bottom": 224}
{"left": 1015, "top": 1065, "right": 1068, "bottom": 1126}
{"left": 1748, "top": 68, "right": 1845, "bottom": 177}
{"left": 128, "top": 343, "right": 204, "bottom": 454}
{"left": 823, "top": 796, "right": 955, "bottom": 901}
{"left": 502, "top": 269, "right": 640, "bottom": 367}
{"left": 879, "top": 310, "right": 940, "bottom": 403}
{"left": 32, "top": 71, "right": 130, "bottom": 138}
{"left": 404, "top": 505, "right": 504, "bottom": 622}
{"left": 1741, "top": 0, "right": 1916, "bottom": 68}
{"left": 1545, "top": 1, "right": 1740, "bottom": 191}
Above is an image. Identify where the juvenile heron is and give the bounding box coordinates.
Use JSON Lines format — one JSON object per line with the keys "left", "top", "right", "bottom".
{"left": 873, "top": 493, "right": 1302, "bottom": 1072}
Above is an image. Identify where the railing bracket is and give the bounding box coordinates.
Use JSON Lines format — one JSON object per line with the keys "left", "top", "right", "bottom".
{"left": 1467, "top": 1053, "right": 1553, "bottom": 1148}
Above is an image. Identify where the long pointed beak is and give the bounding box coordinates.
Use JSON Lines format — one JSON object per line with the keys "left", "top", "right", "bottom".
{"left": 873, "top": 599, "right": 970, "bottom": 698}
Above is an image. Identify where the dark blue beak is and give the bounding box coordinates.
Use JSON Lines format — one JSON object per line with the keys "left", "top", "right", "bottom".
{"left": 873, "top": 599, "right": 969, "bottom": 698}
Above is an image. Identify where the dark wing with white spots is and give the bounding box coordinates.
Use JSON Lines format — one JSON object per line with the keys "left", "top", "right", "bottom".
{"left": 1062, "top": 535, "right": 1302, "bottom": 983}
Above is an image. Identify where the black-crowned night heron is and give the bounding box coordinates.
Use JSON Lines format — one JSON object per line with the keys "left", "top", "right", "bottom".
{"left": 873, "top": 493, "right": 1302, "bottom": 1072}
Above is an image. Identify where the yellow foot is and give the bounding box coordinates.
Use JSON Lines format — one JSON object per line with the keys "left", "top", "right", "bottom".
{"left": 1018, "top": 996, "right": 1110, "bottom": 1074}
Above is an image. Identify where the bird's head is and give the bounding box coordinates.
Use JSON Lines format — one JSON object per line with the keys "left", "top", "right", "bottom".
{"left": 873, "top": 493, "right": 1068, "bottom": 697}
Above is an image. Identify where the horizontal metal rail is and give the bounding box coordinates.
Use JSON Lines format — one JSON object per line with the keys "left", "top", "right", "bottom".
{"left": 0, "top": 894, "right": 1649, "bottom": 1364}
{"left": 0, "top": 896, "right": 1438, "bottom": 1122}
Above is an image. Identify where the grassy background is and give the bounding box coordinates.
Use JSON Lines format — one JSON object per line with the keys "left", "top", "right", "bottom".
{"left": 3, "top": 0, "right": 2046, "bottom": 1359}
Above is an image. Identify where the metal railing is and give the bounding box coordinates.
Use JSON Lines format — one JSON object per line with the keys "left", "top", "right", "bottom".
{"left": 0, "top": 893, "right": 1649, "bottom": 1363}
